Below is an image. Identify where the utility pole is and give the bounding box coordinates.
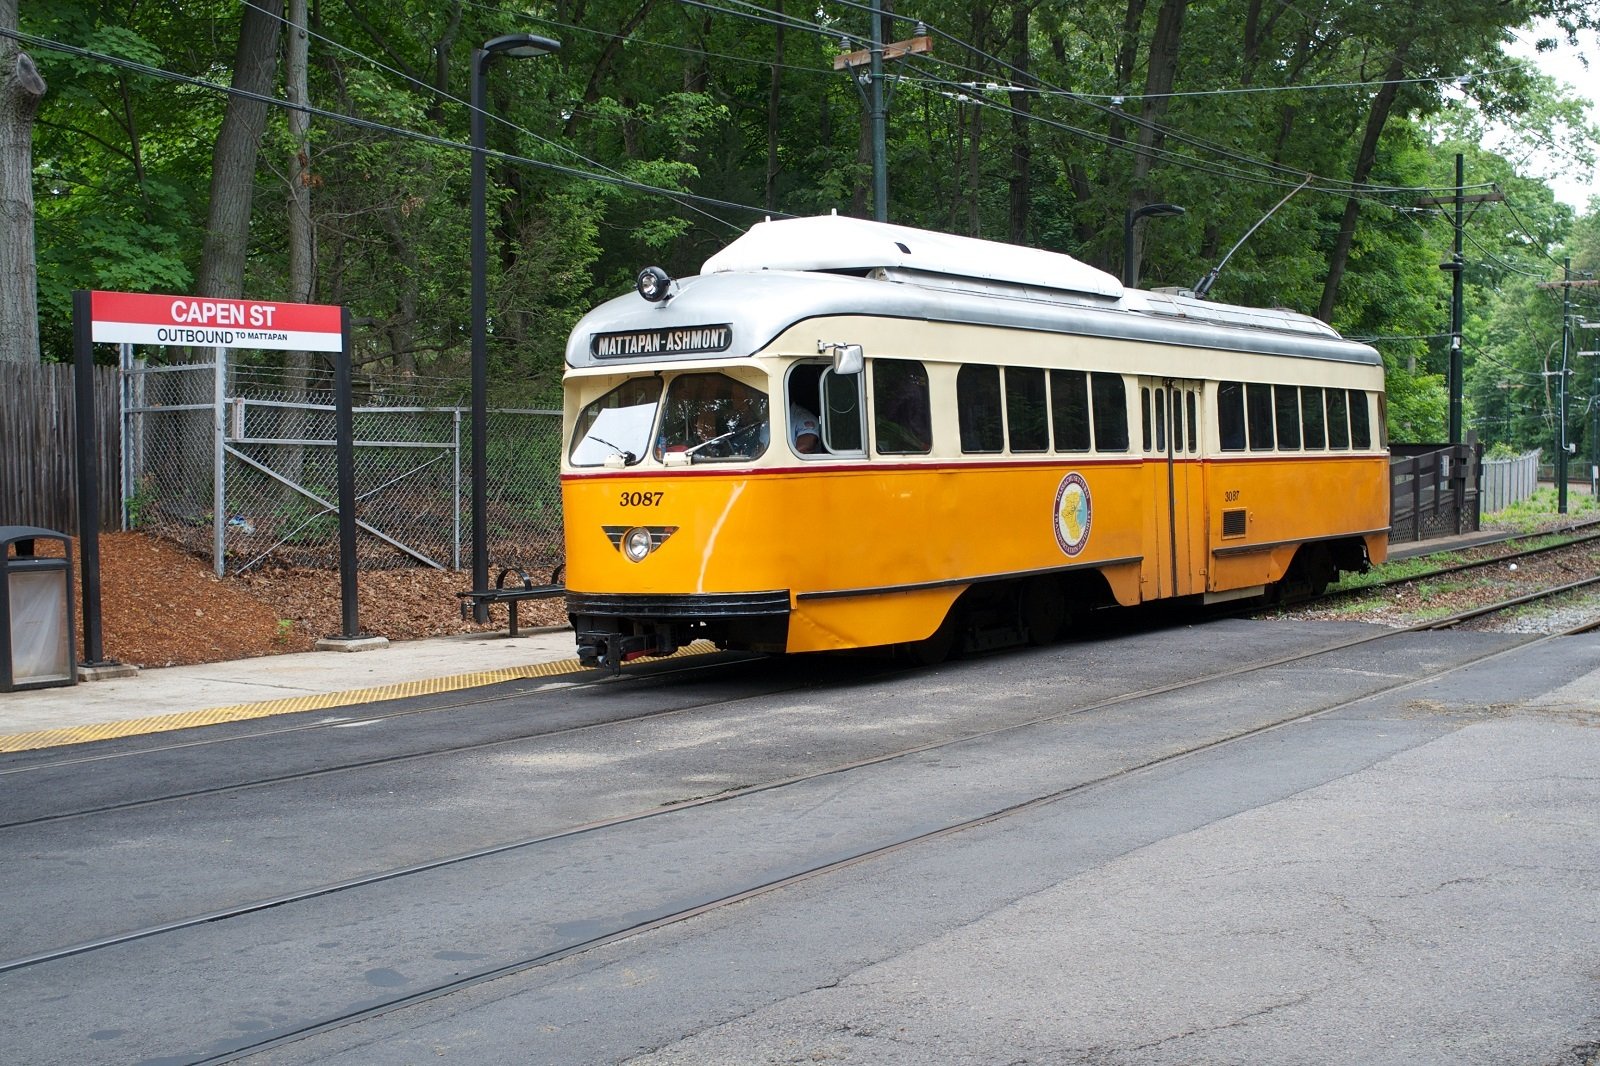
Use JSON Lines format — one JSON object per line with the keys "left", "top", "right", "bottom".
{"left": 1536, "top": 269, "right": 1600, "bottom": 512}
{"left": 1560, "top": 257, "right": 1571, "bottom": 514}
{"left": 1581, "top": 319, "right": 1600, "bottom": 498}
{"left": 1417, "top": 155, "right": 1503, "bottom": 445}
{"left": 835, "top": 11, "right": 930, "bottom": 222}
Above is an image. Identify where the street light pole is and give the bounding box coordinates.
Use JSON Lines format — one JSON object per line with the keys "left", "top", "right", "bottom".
{"left": 1123, "top": 203, "right": 1185, "bottom": 288}
{"left": 470, "top": 33, "right": 559, "bottom": 621}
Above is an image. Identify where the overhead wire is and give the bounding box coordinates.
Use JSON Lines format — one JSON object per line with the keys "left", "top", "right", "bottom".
{"left": 839, "top": 1, "right": 1494, "bottom": 199}
{"left": 455, "top": 0, "right": 843, "bottom": 77}
{"left": 5, "top": 26, "right": 782, "bottom": 222}
{"left": 686, "top": 0, "right": 1341, "bottom": 194}
{"left": 238, "top": 0, "right": 742, "bottom": 232}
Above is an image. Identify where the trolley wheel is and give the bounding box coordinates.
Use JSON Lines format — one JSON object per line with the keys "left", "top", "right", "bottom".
{"left": 1277, "top": 544, "right": 1336, "bottom": 604}
{"left": 901, "top": 607, "right": 959, "bottom": 666}
{"left": 1020, "top": 579, "right": 1066, "bottom": 645}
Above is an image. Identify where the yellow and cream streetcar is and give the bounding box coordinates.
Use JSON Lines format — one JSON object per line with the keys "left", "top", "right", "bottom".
{"left": 560, "top": 215, "right": 1388, "bottom": 669}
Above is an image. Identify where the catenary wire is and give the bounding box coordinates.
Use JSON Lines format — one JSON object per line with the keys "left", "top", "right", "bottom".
{"left": 239, "top": 0, "right": 741, "bottom": 232}
{"left": 6, "top": 26, "right": 782, "bottom": 223}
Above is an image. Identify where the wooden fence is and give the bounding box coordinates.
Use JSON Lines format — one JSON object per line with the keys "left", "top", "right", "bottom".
{"left": 1389, "top": 440, "right": 1482, "bottom": 542}
{"left": 0, "top": 362, "right": 121, "bottom": 533}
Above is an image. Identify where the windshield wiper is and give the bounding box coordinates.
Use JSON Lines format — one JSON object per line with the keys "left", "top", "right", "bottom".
{"left": 588, "top": 434, "right": 636, "bottom": 464}
{"left": 683, "top": 429, "right": 738, "bottom": 459}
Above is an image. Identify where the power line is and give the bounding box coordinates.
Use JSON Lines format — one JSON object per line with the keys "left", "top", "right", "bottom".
{"left": 8, "top": 26, "right": 781, "bottom": 223}
{"left": 946, "top": 66, "right": 1522, "bottom": 104}
{"left": 240, "top": 0, "right": 740, "bottom": 232}
{"left": 456, "top": 0, "right": 842, "bottom": 77}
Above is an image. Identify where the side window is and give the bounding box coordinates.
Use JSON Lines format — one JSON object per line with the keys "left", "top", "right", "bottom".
{"left": 1050, "top": 370, "right": 1091, "bottom": 451}
{"left": 872, "top": 359, "right": 932, "bottom": 454}
{"left": 1006, "top": 367, "right": 1049, "bottom": 452}
{"left": 1301, "top": 386, "right": 1326, "bottom": 449}
{"left": 820, "top": 368, "right": 864, "bottom": 453}
{"left": 1274, "top": 386, "right": 1301, "bottom": 450}
{"left": 1246, "top": 383, "right": 1275, "bottom": 451}
{"left": 1154, "top": 388, "right": 1167, "bottom": 453}
{"left": 1140, "top": 386, "right": 1153, "bottom": 451}
{"left": 1091, "top": 373, "right": 1129, "bottom": 451}
{"left": 1218, "top": 381, "right": 1246, "bottom": 451}
{"left": 1349, "top": 389, "right": 1372, "bottom": 449}
{"left": 1327, "top": 388, "right": 1350, "bottom": 449}
{"left": 957, "top": 365, "right": 1004, "bottom": 453}
{"left": 1186, "top": 391, "right": 1198, "bottom": 452}
{"left": 1171, "top": 387, "right": 1184, "bottom": 453}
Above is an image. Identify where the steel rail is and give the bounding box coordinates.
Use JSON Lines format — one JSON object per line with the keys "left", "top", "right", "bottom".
{"left": 1323, "top": 520, "right": 1600, "bottom": 600}
{"left": 1, "top": 588, "right": 1569, "bottom": 979}
{"left": 188, "top": 615, "right": 1596, "bottom": 1066}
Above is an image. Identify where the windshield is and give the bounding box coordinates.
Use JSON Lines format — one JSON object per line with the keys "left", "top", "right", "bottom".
{"left": 569, "top": 378, "right": 662, "bottom": 466}
{"left": 655, "top": 373, "right": 770, "bottom": 463}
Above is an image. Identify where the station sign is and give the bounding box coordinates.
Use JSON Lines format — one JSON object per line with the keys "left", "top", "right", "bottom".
{"left": 89, "top": 291, "right": 344, "bottom": 351}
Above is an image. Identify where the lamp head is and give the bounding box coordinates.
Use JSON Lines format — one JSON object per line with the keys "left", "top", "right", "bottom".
{"left": 1135, "top": 203, "right": 1186, "bottom": 221}
{"left": 481, "top": 34, "right": 561, "bottom": 61}
{"left": 637, "top": 266, "right": 675, "bottom": 303}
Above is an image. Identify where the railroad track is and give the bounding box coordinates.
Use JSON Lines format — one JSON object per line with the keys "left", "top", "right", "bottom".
{"left": 5, "top": 577, "right": 1596, "bottom": 1064}
{"left": 1336, "top": 518, "right": 1600, "bottom": 599}
{"left": 7, "top": 539, "right": 1596, "bottom": 833}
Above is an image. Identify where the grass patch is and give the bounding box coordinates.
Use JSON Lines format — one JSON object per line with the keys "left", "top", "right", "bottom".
{"left": 1332, "top": 555, "right": 1467, "bottom": 591}
{"left": 1488, "top": 488, "right": 1600, "bottom": 533}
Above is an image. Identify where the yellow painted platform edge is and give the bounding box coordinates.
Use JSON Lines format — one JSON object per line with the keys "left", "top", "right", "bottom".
{"left": 0, "top": 642, "right": 717, "bottom": 754}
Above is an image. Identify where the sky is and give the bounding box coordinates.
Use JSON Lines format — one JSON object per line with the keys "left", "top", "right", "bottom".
{"left": 1502, "top": 21, "right": 1598, "bottom": 210}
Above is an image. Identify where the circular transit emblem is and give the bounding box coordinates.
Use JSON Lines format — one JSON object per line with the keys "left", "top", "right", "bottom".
{"left": 1054, "top": 472, "right": 1092, "bottom": 556}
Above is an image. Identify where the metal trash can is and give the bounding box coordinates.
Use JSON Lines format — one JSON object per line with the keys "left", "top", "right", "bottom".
{"left": 1, "top": 526, "right": 78, "bottom": 692}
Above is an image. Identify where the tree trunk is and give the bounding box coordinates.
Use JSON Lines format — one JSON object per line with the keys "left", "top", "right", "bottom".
{"left": 1105, "top": 0, "right": 1147, "bottom": 152}
{"left": 765, "top": 3, "right": 785, "bottom": 211}
{"left": 195, "top": 0, "right": 283, "bottom": 299}
{"left": 1316, "top": 45, "right": 1410, "bottom": 323}
{"left": 1006, "top": 4, "right": 1033, "bottom": 244}
{"left": 1126, "top": 0, "right": 1187, "bottom": 277}
{"left": 964, "top": 0, "right": 991, "bottom": 235}
{"left": 283, "top": 0, "right": 314, "bottom": 491}
{"left": 0, "top": 0, "right": 45, "bottom": 364}
{"left": 286, "top": 0, "right": 314, "bottom": 308}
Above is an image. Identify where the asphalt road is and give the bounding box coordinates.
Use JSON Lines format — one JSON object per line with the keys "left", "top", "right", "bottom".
{"left": 2, "top": 616, "right": 1597, "bottom": 1066}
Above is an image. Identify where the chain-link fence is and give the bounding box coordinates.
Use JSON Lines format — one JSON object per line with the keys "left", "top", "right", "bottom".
{"left": 124, "top": 355, "right": 564, "bottom": 577}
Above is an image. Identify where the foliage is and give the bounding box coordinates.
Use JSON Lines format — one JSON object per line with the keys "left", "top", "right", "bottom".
{"left": 17, "top": 0, "right": 1600, "bottom": 454}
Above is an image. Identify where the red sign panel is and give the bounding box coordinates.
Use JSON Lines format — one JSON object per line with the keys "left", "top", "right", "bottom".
{"left": 89, "top": 291, "right": 344, "bottom": 352}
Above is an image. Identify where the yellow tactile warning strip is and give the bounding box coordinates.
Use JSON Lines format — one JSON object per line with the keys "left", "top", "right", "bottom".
{"left": 0, "top": 642, "right": 718, "bottom": 754}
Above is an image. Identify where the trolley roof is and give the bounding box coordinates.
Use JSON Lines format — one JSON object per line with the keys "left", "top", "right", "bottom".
{"left": 566, "top": 216, "right": 1379, "bottom": 370}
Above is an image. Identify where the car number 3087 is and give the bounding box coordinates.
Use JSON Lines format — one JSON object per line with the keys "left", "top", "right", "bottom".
{"left": 621, "top": 491, "right": 665, "bottom": 507}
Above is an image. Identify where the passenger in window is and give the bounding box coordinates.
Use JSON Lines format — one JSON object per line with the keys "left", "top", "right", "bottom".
{"left": 791, "top": 403, "right": 823, "bottom": 454}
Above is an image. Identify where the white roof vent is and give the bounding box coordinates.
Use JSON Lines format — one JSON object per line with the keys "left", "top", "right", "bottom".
{"left": 701, "top": 215, "right": 1124, "bottom": 299}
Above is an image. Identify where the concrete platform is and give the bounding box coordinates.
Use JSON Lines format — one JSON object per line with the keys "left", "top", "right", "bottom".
{"left": 0, "top": 627, "right": 586, "bottom": 753}
{"left": 0, "top": 529, "right": 1555, "bottom": 754}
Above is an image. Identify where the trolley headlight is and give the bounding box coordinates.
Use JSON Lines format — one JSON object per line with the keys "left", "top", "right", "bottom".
{"left": 636, "top": 266, "right": 674, "bottom": 302}
{"left": 623, "top": 526, "right": 653, "bottom": 562}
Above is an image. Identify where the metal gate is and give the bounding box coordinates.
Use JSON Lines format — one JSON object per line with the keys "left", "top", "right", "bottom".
{"left": 122, "top": 353, "right": 564, "bottom": 577}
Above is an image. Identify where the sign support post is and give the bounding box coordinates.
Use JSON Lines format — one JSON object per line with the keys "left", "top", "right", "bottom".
{"left": 78, "top": 290, "right": 383, "bottom": 664}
